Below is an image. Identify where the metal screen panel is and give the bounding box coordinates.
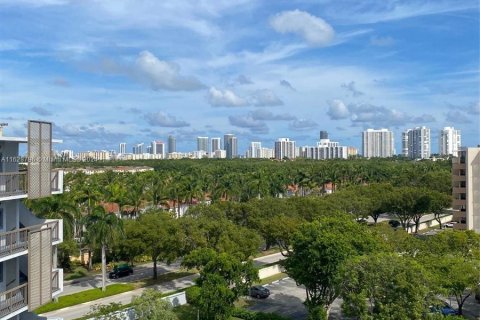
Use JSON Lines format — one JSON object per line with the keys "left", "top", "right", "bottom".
{"left": 28, "top": 228, "right": 52, "bottom": 311}
{"left": 28, "top": 121, "right": 52, "bottom": 199}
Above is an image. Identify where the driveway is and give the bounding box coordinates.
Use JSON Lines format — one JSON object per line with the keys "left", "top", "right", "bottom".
{"left": 247, "top": 277, "right": 343, "bottom": 320}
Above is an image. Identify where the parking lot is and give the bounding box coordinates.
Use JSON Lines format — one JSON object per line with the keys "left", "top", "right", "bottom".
{"left": 247, "top": 277, "right": 343, "bottom": 320}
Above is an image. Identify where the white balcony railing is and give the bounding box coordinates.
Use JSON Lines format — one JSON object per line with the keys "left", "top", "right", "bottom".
{"left": 0, "top": 170, "right": 63, "bottom": 199}
{"left": 0, "top": 172, "right": 27, "bottom": 197}
{"left": 0, "top": 284, "right": 27, "bottom": 319}
{"left": 0, "top": 221, "right": 60, "bottom": 259}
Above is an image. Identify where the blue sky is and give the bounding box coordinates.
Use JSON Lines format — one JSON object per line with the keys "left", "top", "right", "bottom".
{"left": 0, "top": 0, "right": 479, "bottom": 154}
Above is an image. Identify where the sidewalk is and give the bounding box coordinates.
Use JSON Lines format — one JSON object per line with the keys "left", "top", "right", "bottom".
{"left": 40, "top": 274, "right": 198, "bottom": 320}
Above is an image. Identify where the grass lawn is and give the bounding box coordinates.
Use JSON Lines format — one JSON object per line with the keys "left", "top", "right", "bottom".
{"left": 36, "top": 271, "right": 195, "bottom": 314}
{"left": 35, "top": 283, "right": 135, "bottom": 314}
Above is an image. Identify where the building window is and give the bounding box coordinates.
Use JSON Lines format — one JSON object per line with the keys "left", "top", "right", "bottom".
{"left": 0, "top": 207, "right": 3, "bottom": 230}
{"left": 0, "top": 262, "right": 3, "bottom": 283}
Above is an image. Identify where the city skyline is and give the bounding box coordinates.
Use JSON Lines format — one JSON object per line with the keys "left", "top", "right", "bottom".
{"left": 0, "top": 0, "right": 478, "bottom": 154}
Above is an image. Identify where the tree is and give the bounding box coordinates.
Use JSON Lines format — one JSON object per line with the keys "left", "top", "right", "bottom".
{"left": 435, "top": 256, "right": 480, "bottom": 316}
{"left": 284, "top": 216, "right": 378, "bottom": 318}
{"left": 134, "top": 212, "right": 181, "bottom": 279}
{"left": 429, "top": 191, "right": 452, "bottom": 229}
{"left": 341, "top": 253, "right": 434, "bottom": 320}
{"left": 131, "top": 289, "right": 178, "bottom": 320}
{"left": 83, "top": 206, "right": 124, "bottom": 291}
{"left": 182, "top": 248, "right": 258, "bottom": 320}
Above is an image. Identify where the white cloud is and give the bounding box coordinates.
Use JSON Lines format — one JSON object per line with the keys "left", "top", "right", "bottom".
{"left": 341, "top": 81, "right": 364, "bottom": 97}
{"left": 279, "top": 79, "right": 295, "bottom": 91}
{"left": 134, "top": 51, "right": 205, "bottom": 91}
{"left": 270, "top": 10, "right": 335, "bottom": 46}
{"left": 250, "top": 109, "right": 295, "bottom": 121}
{"left": 327, "top": 99, "right": 350, "bottom": 119}
{"left": 31, "top": 106, "right": 53, "bottom": 116}
{"left": 469, "top": 101, "right": 480, "bottom": 114}
{"left": 229, "top": 115, "right": 268, "bottom": 134}
{"left": 144, "top": 112, "right": 190, "bottom": 127}
{"left": 250, "top": 89, "right": 283, "bottom": 107}
{"left": 208, "top": 87, "right": 248, "bottom": 107}
{"left": 289, "top": 119, "right": 318, "bottom": 131}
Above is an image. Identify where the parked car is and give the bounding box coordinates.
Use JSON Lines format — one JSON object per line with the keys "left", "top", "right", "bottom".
{"left": 250, "top": 285, "right": 270, "bottom": 298}
{"left": 429, "top": 303, "right": 458, "bottom": 316}
{"left": 108, "top": 264, "right": 133, "bottom": 279}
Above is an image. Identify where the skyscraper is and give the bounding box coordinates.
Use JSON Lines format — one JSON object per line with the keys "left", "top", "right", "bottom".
{"left": 133, "top": 143, "right": 144, "bottom": 154}
{"left": 168, "top": 135, "right": 176, "bottom": 153}
{"left": 249, "top": 142, "right": 262, "bottom": 158}
{"left": 275, "top": 138, "right": 296, "bottom": 160}
{"left": 119, "top": 142, "right": 126, "bottom": 154}
{"left": 151, "top": 141, "right": 165, "bottom": 157}
{"left": 211, "top": 137, "right": 221, "bottom": 153}
{"left": 362, "top": 129, "right": 395, "bottom": 158}
{"left": 403, "top": 126, "right": 431, "bottom": 159}
{"left": 439, "top": 127, "right": 461, "bottom": 157}
{"left": 197, "top": 136, "right": 209, "bottom": 153}
{"left": 224, "top": 134, "right": 238, "bottom": 159}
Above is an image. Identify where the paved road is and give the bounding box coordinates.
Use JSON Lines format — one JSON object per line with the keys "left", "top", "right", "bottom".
{"left": 249, "top": 278, "right": 480, "bottom": 320}
{"left": 63, "top": 252, "right": 284, "bottom": 296}
{"left": 62, "top": 261, "right": 182, "bottom": 296}
{"left": 247, "top": 277, "right": 343, "bottom": 320}
{"left": 42, "top": 274, "right": 197, "bottom": 320}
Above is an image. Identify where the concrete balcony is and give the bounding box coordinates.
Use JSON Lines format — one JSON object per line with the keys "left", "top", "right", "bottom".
{"left": 51, "top": 268, "right": 63, "bottom": 298}
{"left": 452, "top": 174, "right": 466, "bottom": 182}
{"left": 0, "top": 283, "right": 28, "bottom": 320}
{"left": 452, "top": 187, "right": 466, "bottom": 194}
{"left": 0, "top": 220, "right": 62, "bottom": 263}
{"left": 452, "top": 199, "right": 466, "bottom": 207}
{"left": 0, "top": 170, "right": 63, "bottom": 201}
{"left": 452, "top": 162, "right": 464, "bottom": 170}
{"left": 0, "top": 172, "right": 27, "bottom": 200}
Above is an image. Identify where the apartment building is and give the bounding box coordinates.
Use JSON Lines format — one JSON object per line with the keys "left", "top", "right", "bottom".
{"left": 362, "top": 129, "right": 395, "bottom": 158}
{"left": 451, "top": 147, "right": 480, "bottom": 232}
{"left": 0, "top": 121, "right": 64, "bottom": 320}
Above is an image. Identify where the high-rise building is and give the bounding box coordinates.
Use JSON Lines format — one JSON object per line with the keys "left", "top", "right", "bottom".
{"left": 401, "top": 131, "right": 409, "bottom": 157}
{"left": 119, "top": 142, "right": 126, "bottom": 154}
{"left": 275, "top": 138, "right": 296, "bottom": 160}
{"left": 168, "top": 135, "right": 176, "bottom": 153}
{"left": 133, "top": 143, "right": 144, "bottom": 155}
{"left": 451, "top": 147, "right": 480, "bottom": 232}
{"left": 362, "top": 128, "right": 395, "bottom": 158}
{"left": 249, "top": 142, "right": 262, "bottom": 158}
{"left": 224, "top": 134, "right": 238, "bottom": 159}
{"left": 0, "top": 120, "right": 64, "bottom": 319}
{"left": 403, "top": 126, "right": 431, "bottom": 159}
{"left": 439, "top": 127, "right": 461, "bottom": 157}
{"left": 211, "top": 137, "right": 221, "bottom": 153}
{"left": 197, "top": 137, "right": 209, "bottom": 153}
{"left": 151, "top": 141, "right": 165, "bottom": 158}
{"left": 301, "top": 132, "right": 348, "bottom": 160}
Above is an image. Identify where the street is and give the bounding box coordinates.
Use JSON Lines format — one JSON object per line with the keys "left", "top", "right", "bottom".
{"left": 247, "top": 277, "right": 343, "bottom": 320}
{"left": 62, "top": 252, "right": 285, "bottom": 296}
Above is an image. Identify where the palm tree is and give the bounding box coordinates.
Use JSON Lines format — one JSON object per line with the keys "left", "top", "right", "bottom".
{"left": 83, "top": 206, "right": 124, "bottom": 291}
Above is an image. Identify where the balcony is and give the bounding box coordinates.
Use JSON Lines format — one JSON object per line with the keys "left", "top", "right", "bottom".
{"left": 452, "top": 199, "right": 466, "bottom": 207}
{"left": 0, "top": 172, "right": 27, "bottom": 198}
{"left": 51, "top": 268, "right": 63, "bottom": 297}
{"left": 452, "top": 187, "right": 466, "bottom": 194}
{"left": 452, "top": 174, "right": 466, "bottom": 182}
{"left": 0, "top": 284, "right": 28, "bottom": 319}
{"left": 0, "top": 170, "right": 63, "bottom": 200}
{"left": 0, "top": 221, "right": 61, "bottom": 262}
